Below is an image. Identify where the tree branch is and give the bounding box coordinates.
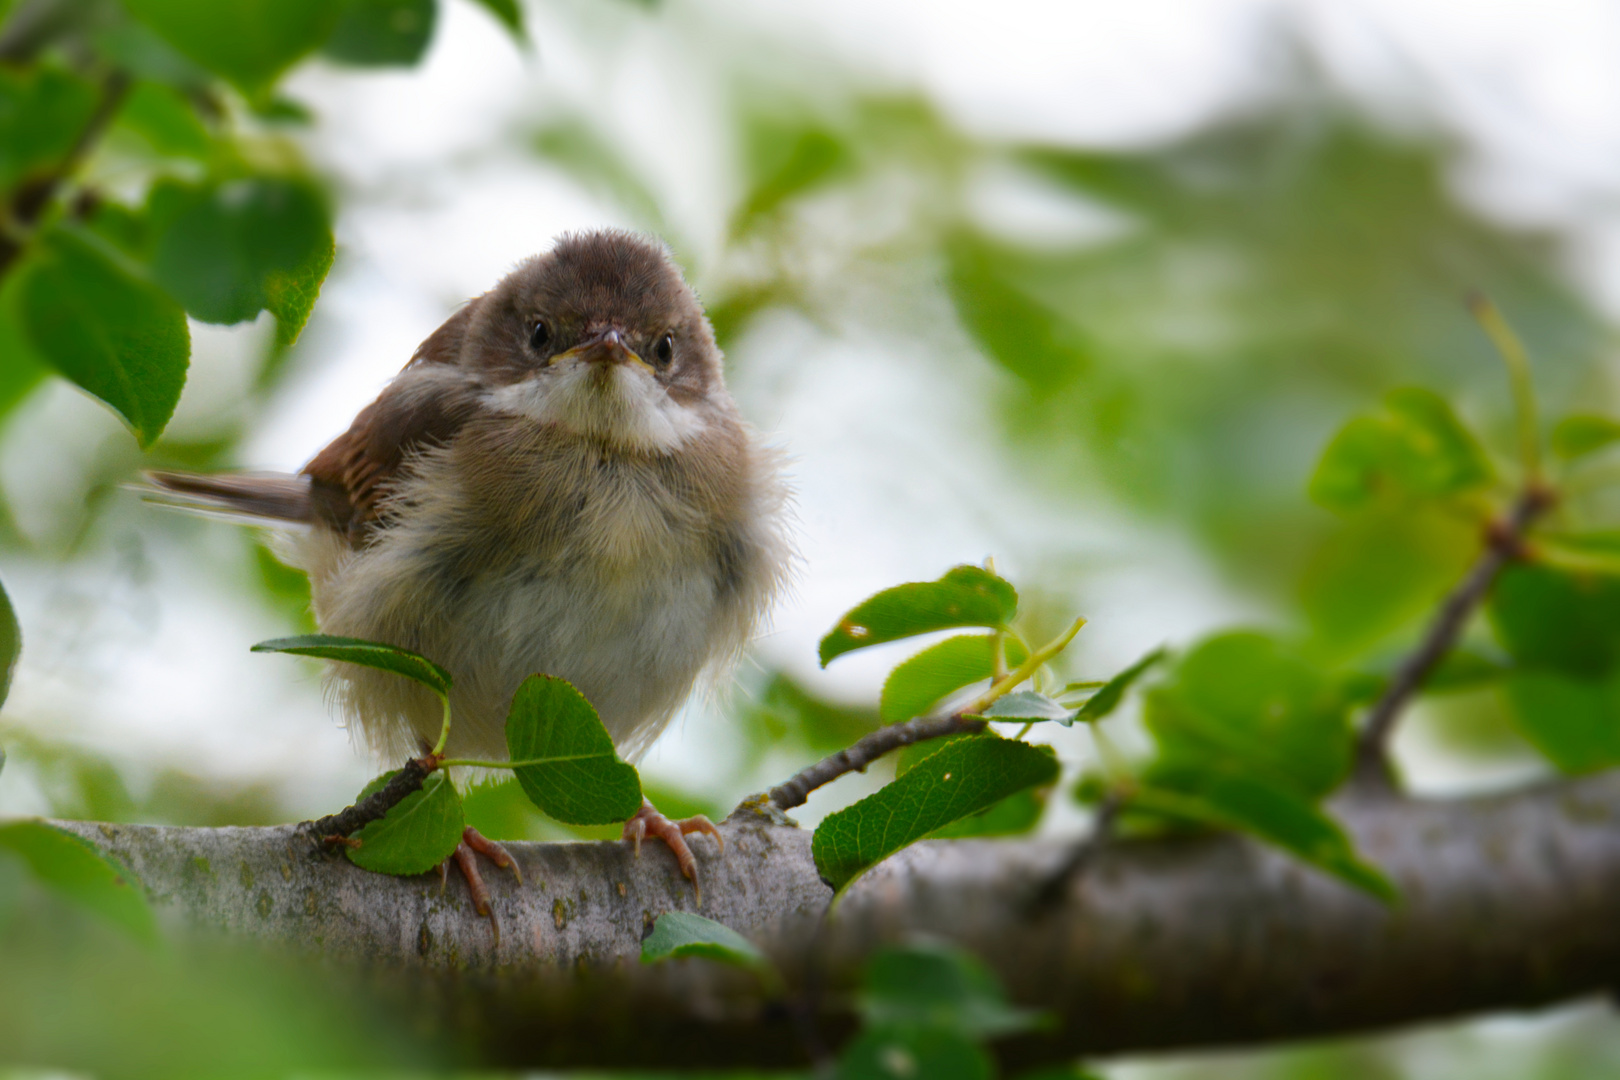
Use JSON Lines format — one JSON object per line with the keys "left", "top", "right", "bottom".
{"left": 1354, "top": 485, "right": 1553, "bottom": 786}
{"left": 768, "top": 712, "right": 986, "bottom": 810}
{"left": 50, "top": 770, "right": 1620, "bottom": 1070}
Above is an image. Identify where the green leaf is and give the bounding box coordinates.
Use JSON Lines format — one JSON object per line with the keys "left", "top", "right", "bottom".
{"left": 640, "top": 911, "right": 771, "bottom": 973}
{"left": 945, "top": 232, "right": 1089, "bottom": 389}
{"left": 1551, "top": 414, "right": 1620, "bottom": 461}
{"left": 1535, "top": 533, "right": 1620, "bottom": 577}
{"left": 1502, "top": 670, "right": 1620, "bottom": 774}
{"left": 1070, "top": 647, "right": 1166, "bottom": 723}
{"left": 1488, "top": 563, "right": 1620, "bottom": 680}
{"left": 1134, "top": 771, "right": 1396, "bottom": 902}
{"left": 148, "top": 177, "right": 334, "bottom": 343}
{"left": 120, "top": 0, "right": 341, "bottom": 95}
{"left": 812, "top": 735, "right": 1059, "bottom": 892}
{"left": 322, "top": 0, "right": 437, "bottom": 67}
{"left": 466, "top": 0, "right": 524, "bottom": 40}
{"left": 1143, "top": 631, "right": 1352, "bottom": 800}
{"left": 251, "top": 634, "right": 452, "bottom": 697}
{"left": 733, "top": 118, "right": 853, "bottom": 233}
{"left": 111, "top": 81, "right": 214, "bottom": 161}
{"left": 924, "top": 787, "right": 1044, "bottom": 839}
{"left": 1309, "top": 387, "right": 1493, "bottom": 512}
{"left": 0, "top": 577, "right": 17, "bottom": 709}
{"left": 0, "top": 63, "right": 98, "bottom": 195}
{"left": 820, "top": 566, "right": 1018, "bottom": 667}
{"left": 979, "top": 691, "right": 1075, "bottom": 723}
{"left": 880, "top": 634, "right": 1026, "bottom": 724}
{"left": 0, "top": 820, "right": 158, "bottom": 944}
{"left": 14, "top": 226, "right": 189, "bottom": 448}
{"left": 505, "top": 675, "right": 642, "bottom": 825}
{"left": 837, "top": 1027, "right": 992, "bottom": 1080}
{"left": 859, "top": 943, "right": 1046, "bottom": 1039}
{"left": 346, "top": 770, "right": 464, "bottom": 875}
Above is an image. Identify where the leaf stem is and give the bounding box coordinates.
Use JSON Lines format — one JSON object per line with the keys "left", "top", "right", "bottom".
{"left": 1468, "top": 292, "right": 1542, "bottom": 484}
{"left": 429, "top": 693, "right": 452, "bottom": 757}
{"left": 963, "top": 616, "right": 1086, "bottom": 715}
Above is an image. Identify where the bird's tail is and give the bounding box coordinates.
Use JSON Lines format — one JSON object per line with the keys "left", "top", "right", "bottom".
{"left": 138, "top": 470, "right": 317, "bottom": 526}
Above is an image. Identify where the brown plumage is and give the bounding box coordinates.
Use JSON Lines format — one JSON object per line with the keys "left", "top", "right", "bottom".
{"left": 146, "top": 230, "right": 793, "bottom": 767}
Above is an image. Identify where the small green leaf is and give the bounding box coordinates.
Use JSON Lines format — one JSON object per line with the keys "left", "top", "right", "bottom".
{"left": 1536, "top": 533, "right": 1620, "bottom": 577}
{"left": 505, "top": 675, "right": 642, "bottom": 825}
{"left": 1551, "top": 414, "right": 1620, "bottom": 461}
{"left": 979, "top": 691, "right": 1075, "bottom": 723}
{"left": 322, "top": 0, "right": 437, "bottom": 67}
{"left": 640, "top": 911, "right": 771, "bottom": 972}
{"left": 0, "top": 577, "right": 17, "bottom": 709}
{"left": 1134, "top": 771, "right": 1396, "bottom": 902}
{"left": 1488, "top": 563, "right": 1620, "bottom": 680}
{"left": 837, "top": 1027, "right": 992, "bottom": 1080}
{"left": 346, "top": 770, "right": 464, "bottom": 875}
{"left": 251, "top": 634, "right": 452, "bottom": 697}
{"left": 148, "top": 177, "right": 334, "bottom": 343}
{"left": 812, "top": 735, "right": 1058, "bottom": 892}
{"left": 0, "top": 63, "right": 98, "bottom": 195}
{"left": 925, "top": 787, "right": 1044, "bottom": 839}
{"left": 820, "top": 566, "right": 1018, "bottom": 667}
{"left": 1309, "top": 387, "right": 1493, "bottom": 512}
{"left": 466, "top": 0, "right": 525, "bottom": 40}
{"left": 946, "top": 231, "right": 1088, "bottom": 389}
{"left": 0, "top": 820, "right": 158, "bottom": 943}
{"left": 859, "top": 944, "right": 1046, "bottom": 1039}
{"left": 1143, "top": 631, "right": 1352, "bottom": 800}
{"left": 120, "top": 0, "right": 342, "bottom": 95}
{"left": 112, "top": 81, "right": 214, "bottom": 160}
{"left": 1502, "top": 670, "right": 1620, "bottom": 774}
{"left": 14, "top": 226, "right": 189, "bottom": 448}
{"left": 1070, "top": 647, "right": 1166, "bottom": 723}
{"left": 880, "top": 633, "right": 1027, "bottom": 724}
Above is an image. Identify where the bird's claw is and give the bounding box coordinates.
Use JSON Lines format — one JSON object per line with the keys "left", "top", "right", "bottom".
{"left": 623, "top": 800, "right": 723, "bottom": 901}
{"left": 443, "top": 826, "right": 521, "bottom": 944}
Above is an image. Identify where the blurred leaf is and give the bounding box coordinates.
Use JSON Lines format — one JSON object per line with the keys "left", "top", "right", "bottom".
{"left": 1535, "top": 532, "right": 1620, "bottom": 578}
{"left": 640, "top": 911, "right": 771, "bottom": 973}
{"left": 252, "top": 634, "right": 452, "bottom": 697}
{"left": 812, "top": 735, "right": 1058, "bottom": 892}
{"left": 505, "top": 675, "right": 642, "bottom": 825}
{"left": 946, "top": 232, "right": 1090, "bottom": 389}
{"left": 742, "top": 673, "right": 881, "bottom": 756}
{"left": 93, "top": 20, "right": 215, "bottom": 90}
{"left": 1501, "top": 670, "right": 1620, "bottom": 774}
{"left": 346, "top": 770, "right": 464, "bottom": 875}
{"left": 1069, "top": 647, "right": 1167, "bottom": 724}
{"left": 0, "top": 282, "right": 48, "bottom": 426}
{"left": 0, "top": 577, "right": 16, "bottom": 709}
{"left": 0, "top": 820, "right": 157, "bottom": 944}
{"left": 111, "top": 80, "right": 213, "bottom": 160}
{"left": 880, "top": 621, "right": 1032, "bottom": 726}
{"left": 460, "top": 776, "right": 544, "bottom": 841}
{"left": 120, "top": 0, "right": 341, "bottom": 95}
{"left": 148, "top": 177, "right": 334, "bottom": 342}
{"left": 1551, "top": 414, "right": 1620, "bottom": 462}
{"left": 0, "top": 62, "right": 98, "bottom": 194}
{"left": 734, "top": 117, "right": 853, "bottom": 232}
{"left": 1134, "top": 771, "right": 1395, "bottom": 901}
{"left": 979, "top": 691, "right": 1075, "bottom": 723}
{"left": 533, "top": 121, "right": 667, "bottom": 234}
{"left": 860, "top": 943, "right": 1045, "bottom": 1039}
{"left": 322, "top": 0, "right": 436, "bottom": 67}
{"left": 820, "top": 566, "right": 1018, "bottom": 667}
{"left": 252, "top": 541, "right": 315, "bottom": 633}
{"left": 1309, "top": 387, "right": 1493, "bottom": 512}
{"left": 1144, "top": 631, "right": 1352, "bottom": 799}
{"left": 466, "top": 0, "right": 524, "bottom": 41}
{"left": 1488, "top": 563, "right": 1620, "bottom": 680}
{"left": 1301, "top": 502, "right": 1477, "bottom": 656}
{"left": 14, "top": 225, "right": 189, "bottom": 448}
{"left": 837, "top": 1027, "right": 992, "bottom": 1080}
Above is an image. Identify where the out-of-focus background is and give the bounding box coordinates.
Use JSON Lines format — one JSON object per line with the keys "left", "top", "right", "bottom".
{"left": 4, "top": 0, "right": 1620, "bottom": 1075}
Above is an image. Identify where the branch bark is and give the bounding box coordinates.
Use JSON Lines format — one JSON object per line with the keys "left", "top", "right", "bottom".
{"left": 49, "top": 771, "right": 1620, "bottom": 1070}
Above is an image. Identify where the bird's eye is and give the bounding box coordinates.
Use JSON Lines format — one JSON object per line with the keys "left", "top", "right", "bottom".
{"left": 530, "top": 320, "right": 550, "bottom": 350}
{"left": 654, "top": 332, "right": 674, "bottom": 367}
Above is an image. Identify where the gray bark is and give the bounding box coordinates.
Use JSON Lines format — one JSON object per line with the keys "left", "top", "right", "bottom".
{"left": 51, "top": 773, "right": 1620, "bottom": 1070}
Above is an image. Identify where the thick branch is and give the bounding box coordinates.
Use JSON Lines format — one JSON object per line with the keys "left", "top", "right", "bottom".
{"left": 769, "top": 712, "right": 985, "bottom": 810}
{"left": 1354, "top": 486, "right": 1552, "bottom": 785}
{"left": 51, "top": 770, "right": 1620, "bottom": 1070}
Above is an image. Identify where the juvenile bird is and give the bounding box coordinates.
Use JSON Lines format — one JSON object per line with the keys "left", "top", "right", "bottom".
{"left": 148, "top": 230, "right": 793, "bottom": 915}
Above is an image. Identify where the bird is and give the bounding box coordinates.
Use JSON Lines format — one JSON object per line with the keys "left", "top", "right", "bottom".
{"left": 145, "top": 230, "right": 793, "bottom": 920}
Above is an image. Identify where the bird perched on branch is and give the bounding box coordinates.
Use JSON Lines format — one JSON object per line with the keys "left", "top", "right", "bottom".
{"left": 147, "top": 230, "right": 793, "bottom": 913}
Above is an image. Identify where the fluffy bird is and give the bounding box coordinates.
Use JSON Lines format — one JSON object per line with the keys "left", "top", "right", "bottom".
{"left": 148, "top": 231, "right": 792, "bottom": 913}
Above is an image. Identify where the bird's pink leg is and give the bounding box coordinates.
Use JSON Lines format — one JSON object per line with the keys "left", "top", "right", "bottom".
{"left": 623, "top": 799, "right": 723, "bottom": 900}
{"left": 444, "top": 826, "right": 522, "bottom": 943}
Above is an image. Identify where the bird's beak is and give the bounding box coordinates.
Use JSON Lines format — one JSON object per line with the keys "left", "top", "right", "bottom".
{"left": 550, "top": 328, "right": 654, "bottom": 373}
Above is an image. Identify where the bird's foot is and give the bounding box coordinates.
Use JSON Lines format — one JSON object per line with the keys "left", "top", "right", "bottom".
{"left": 623, "top": 799, "right": 723, "bottom": 901}
{"left": 439, "top": 826, "right": 522, "bottom": 944}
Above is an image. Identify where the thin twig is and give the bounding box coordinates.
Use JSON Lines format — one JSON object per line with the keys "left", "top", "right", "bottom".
{"left": 769, "top": 713, "right": 986, "bottom": 811}
{"left": 300, "top": 754, "right": 438, "bottom": 848}
{"left": 1027, "top": 789, "right": 1124, "bottom": 911}
{"left": 1353, "top": 486, "right": 1554, "bottom": 788}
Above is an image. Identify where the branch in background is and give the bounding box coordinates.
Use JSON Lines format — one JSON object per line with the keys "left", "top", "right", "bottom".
{"left": 1027, "top": 788, "right": 1124, "bottom": 910}
{"left": 768, "top": 712, "right": 986, "bottom": 810}
{"left": 46, "top": 771, "right": 1620, "bottom": 1070}
{"left": 1353, "top": 485, "right": 1554, "bottom": 787}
